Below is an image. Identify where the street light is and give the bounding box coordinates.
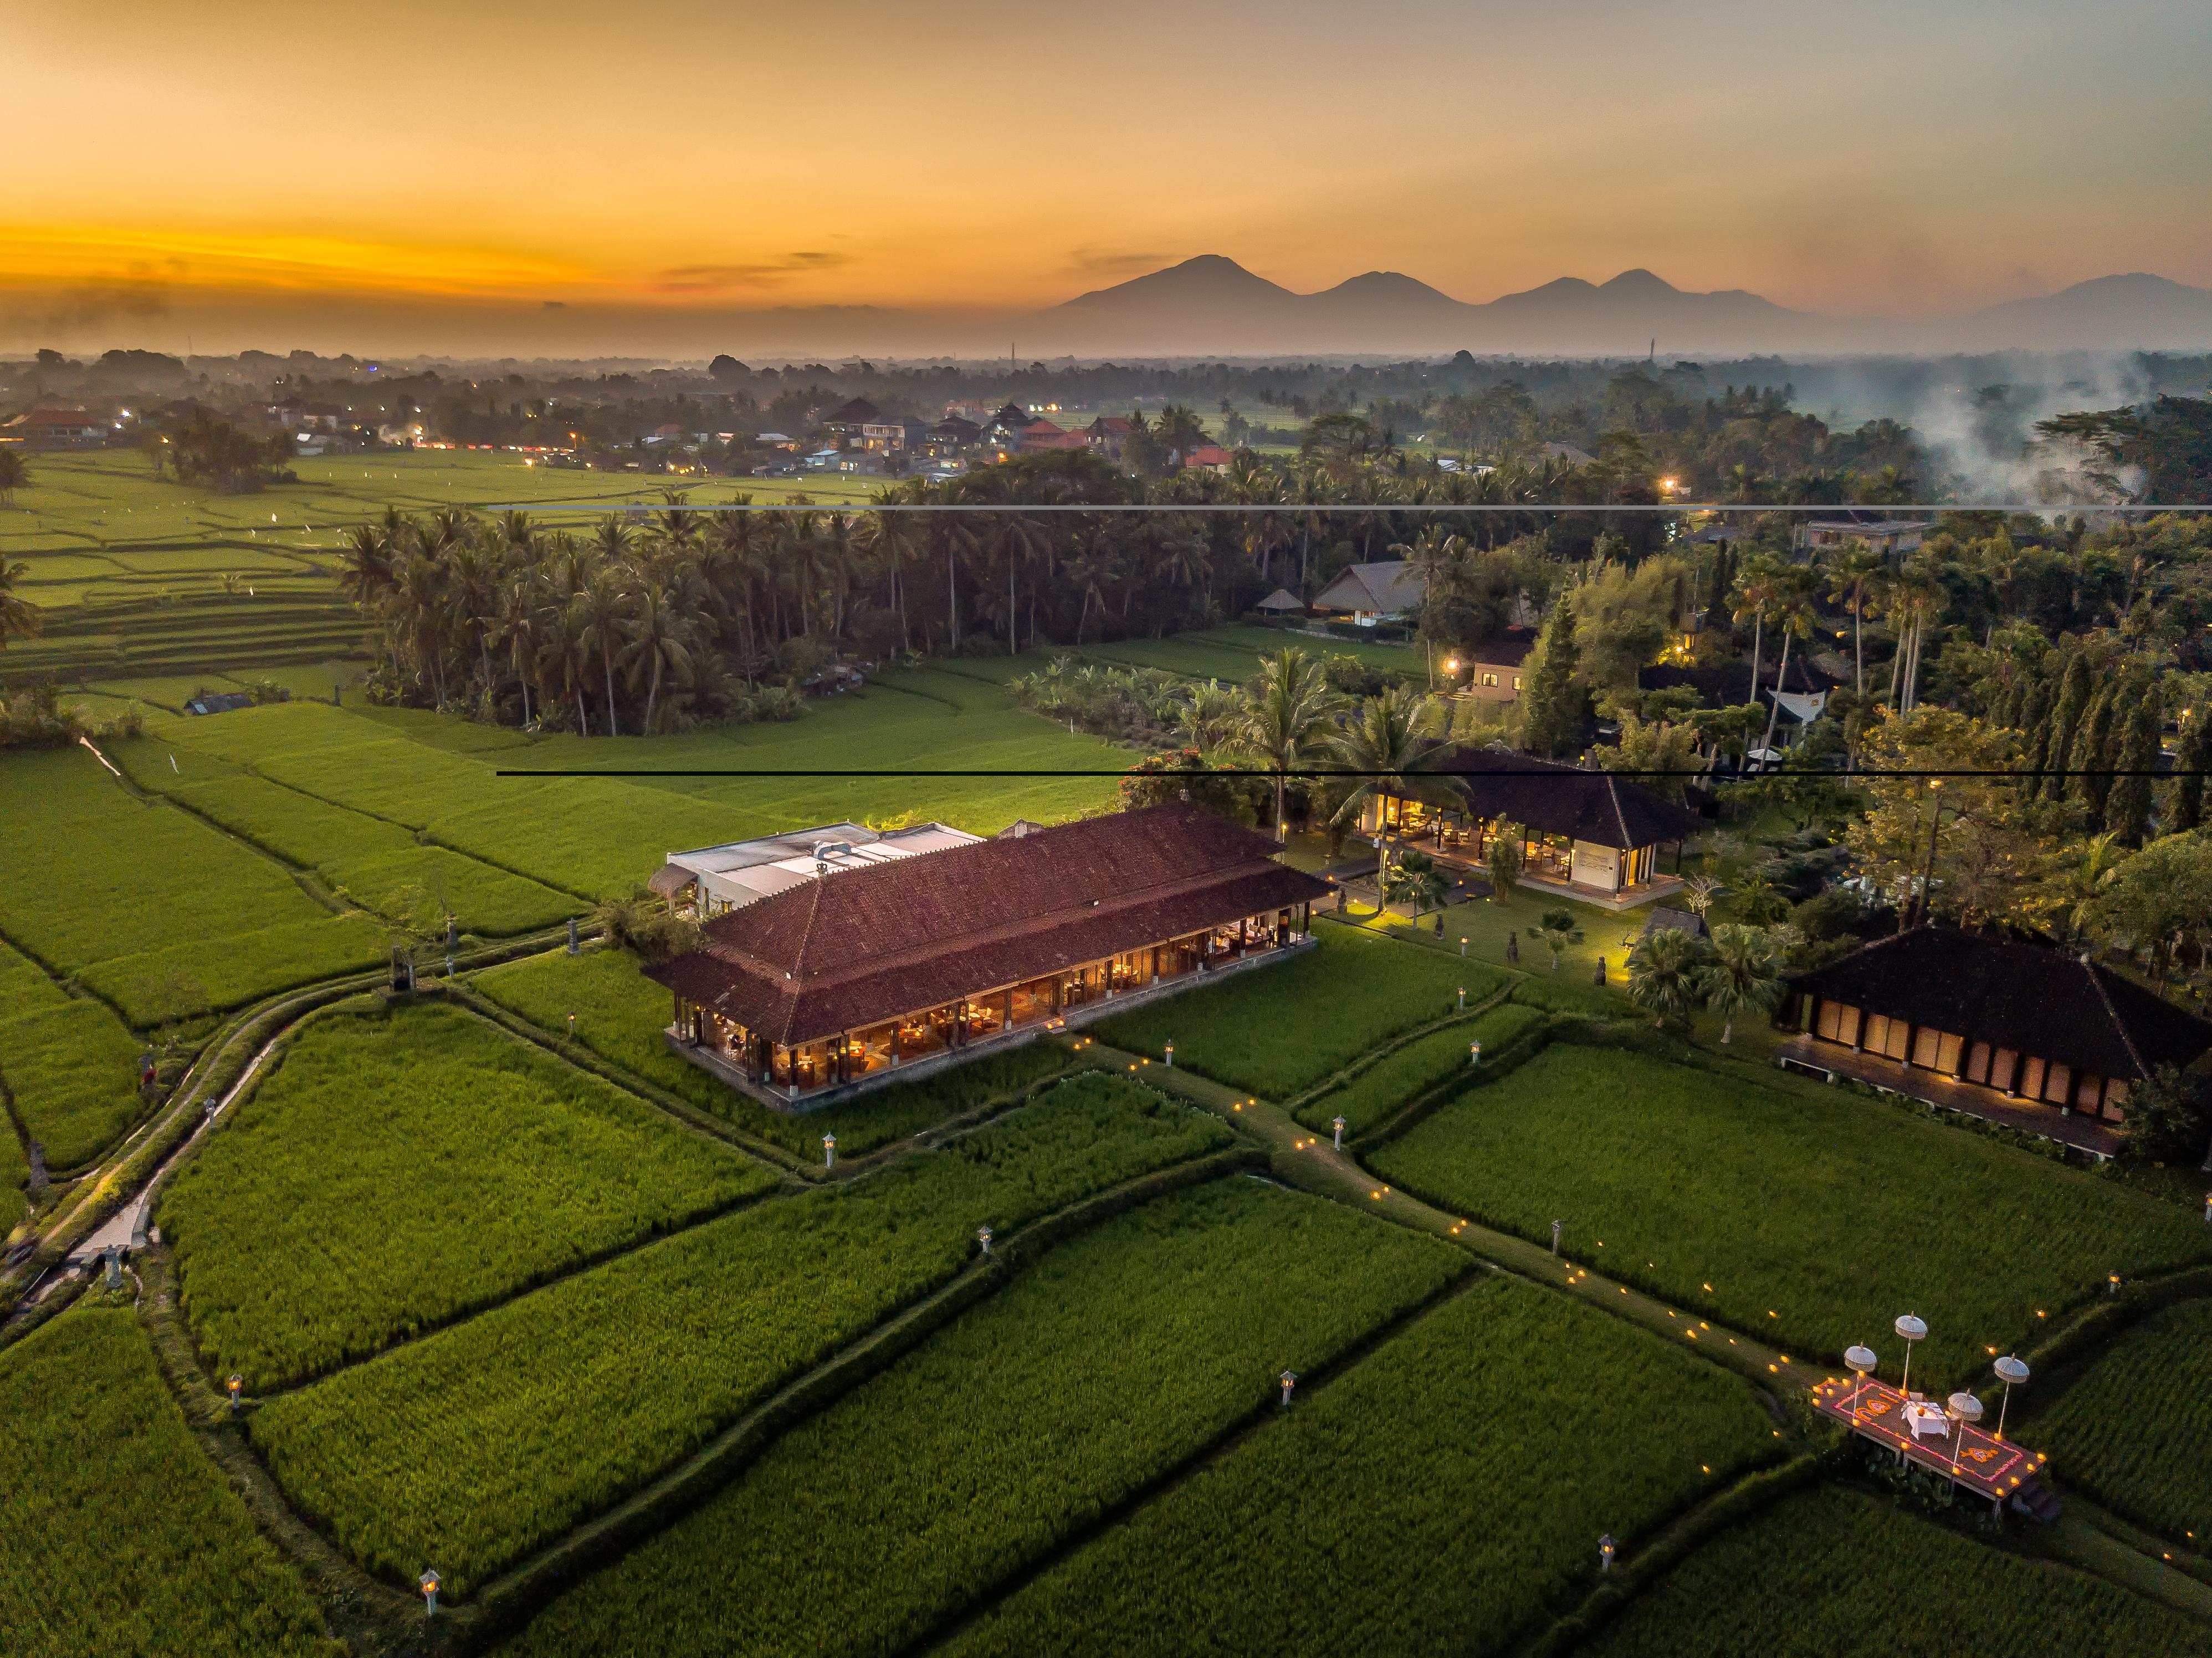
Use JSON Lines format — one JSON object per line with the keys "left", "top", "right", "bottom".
{"left": 1993, "top": 1354, "right": 2030, "bottom": 1439}
{"left": 1844, "top": 1345, "right": 1878, "bottom": 1421}
{"left": 1894, "top": 1313, "right": 1927, "bottom": 1397}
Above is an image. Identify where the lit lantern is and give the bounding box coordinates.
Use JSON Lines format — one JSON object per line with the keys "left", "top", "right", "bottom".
{"left": 227, "top": 1374, "right": 243, "bottom": 1411}
{"left": 977, "top": 1224, "right": 993, "bottom": 1256}
{"left": 419, "top": 1569, "right": 441, "bottom": 1617}
{"left": 823, "top": 1133, "right": 836, "bottom": 1170}
{"left": 1278, "top": 1369, "right": 1298, "bottom": 1408}
{"left": 1332, "top": 1115, "right": 1345, "bottom": 1151}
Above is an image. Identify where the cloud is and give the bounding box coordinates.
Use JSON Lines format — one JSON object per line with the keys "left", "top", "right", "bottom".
{"left": 0, "top": 267, "right": 173, "bottom": 346}
{"left": 542, "top": 299, "right": 566, "bottom": 309}
{"left": 1066, "top": 247, "right": 1168, "bottom": 276}
{"left": 652, "top": 252, "right": 851, "bottom": 293}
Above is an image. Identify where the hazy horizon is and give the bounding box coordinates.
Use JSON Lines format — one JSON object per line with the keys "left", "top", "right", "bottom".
{"left": 8, "top": 0, "right": 2210, "bottom": 357}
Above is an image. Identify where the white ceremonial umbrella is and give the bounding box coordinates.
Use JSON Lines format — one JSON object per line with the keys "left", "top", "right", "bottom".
{"left": 1844, "top": 1345, "right": 1878, "bottom": 1421}
{"left": 1945, "top": 1391, "right": 1984, "bottom": 1477}
{"left": 1993, "top": 1355, "right": 2030, "bottom": 1440}
{"left": 1894, "top": 1313, "right": 1928, "bottom": 1396}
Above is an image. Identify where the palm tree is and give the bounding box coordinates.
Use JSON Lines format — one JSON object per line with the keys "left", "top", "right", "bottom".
{"left": 1532, "top": 906, "right": 1585, "bottom": 970}
{"left": 1384, "top": 848, "right": 1449, "bottom": 913}
{"left": 1627, "top": 925, "right": 1707, "bottom": 1027}
{"left": 1698, "top": 923, "right": 1784, "bottom": 1043}
{"left": 1328, "top": 687, "right": 1451, "bottom": 906}
{"left": 1824, "top": 544, "right": 1884, "bottom": 696}
{"left": 572, "top": 564, "right": 631, "bottom": 736}
{"left": 622, "top": 579, "right": 697, "bottom": 733}
{"left": 1756, "top": 571, "right": 1815, "bottom": 759}
{"left": 490, "top": 570, "right": 545, "bottom": 728}
{"left": 1236, "top": 647, "right": 1343, "bottom": 838}
{"left": 0, "top": 556, "right": 43, "bottom": 649}
{"left": 0, "top": 449, "right": 27, "bottom": 504}
{"left": 1390, "top": 525, "right": 1469, "bottom": 687}
{"left": 1729, "top": 558, "right": 1780, "bottom": 704}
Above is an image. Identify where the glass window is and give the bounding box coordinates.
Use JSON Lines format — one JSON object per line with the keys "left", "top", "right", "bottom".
{"left": 1934, "top": 1032, "right": 1963, "bottom": 1073}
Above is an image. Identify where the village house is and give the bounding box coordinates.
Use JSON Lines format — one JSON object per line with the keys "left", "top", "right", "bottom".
{"left": 1359, "top": 748, "right": 1699, "bottom": 906}
{"left": 926, "top": 415, "right": 981, "bottom": 454}
{"left": 1776, "top": 928, "right": 2212, "bottom": 1153}
{"left": 1020, "top": 418, "right": 1089, "bottom": 453}
{"left": 1459, "top": 627, "right": 1537, "bottom": 702}
{"left": 819, "top": 397, "right": 882, "bottom": 447}
{"left": 1795, "top": 512, "right": 1933, "bottom": 560}
{"left": 1, "top": 407, "right": 112, "bottom": 449}
{"left": 860, "top": 416, "right": 931, "bottom": 453}
{"left": 1085, "top": 415, "right": 1134, "bottom": 458}
{"left": 1312, "top": 560, "right": 1426, "bottom": 624}
{"left": 644, "top": 804, "right": 1331, "bottom": 1108}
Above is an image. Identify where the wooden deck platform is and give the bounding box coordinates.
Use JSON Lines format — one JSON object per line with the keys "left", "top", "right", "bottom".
{"left": 1811, "top": 1374, "right": 2057, "bottom": 1516}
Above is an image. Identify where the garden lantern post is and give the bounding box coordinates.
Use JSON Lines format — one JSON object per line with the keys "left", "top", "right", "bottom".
{"left": 227, "top": 1374, "right": 243, "bottom": 1413}
{"left": 1279, "top": 1370, "right": 1297, "bottom": 1409}
{"left": 1599, "top": 1534, "right": 1615, "bottom": 1573}
{"left": 1332, "top": 1115, "right": 1345, "bottom": 1152}
{"left": 566, "top": 916, "right": 578, "bottom": 954}
{"left": 1469, "top": 1040, "right": 1482, "bottom": 1068}
{"left": 977, "top": 1225, "right": 992, "bottom": 1256}
{"left": 1164, "top": 1041, "right": 1175, "bottom": 1068}
{"left": 419, "top": 1569, "right": 441, "bottom": 1617}
{"left": 1457, "top": 986, "right": 1466, "bottom": 1012}
{"left": 1550, "top": 1219, "right": 1562, "bottom": 1256}
{"left": 823, "top": 1133, "right": 836, "bottom": 1170}
{"left": 1460, "top": 935, "right": 1468, "bottom": 957}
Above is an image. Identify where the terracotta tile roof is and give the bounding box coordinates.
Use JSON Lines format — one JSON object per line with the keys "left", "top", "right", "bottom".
{"left": 1789, "top": 927, "right": 2212, "bottom": 1081}
{"left": 646, "top": 804, "right": 1330, "bottom": 1045}
{"left": 1438, "top": 747, "right": 1701, "bottom": 850}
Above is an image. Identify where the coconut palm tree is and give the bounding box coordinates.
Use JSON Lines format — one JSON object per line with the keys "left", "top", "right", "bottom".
{"left": 1756, "top": 570, "right": 1815, "bottom": 759}
{"left": 0, "top": 556, "right": 42, "bottom": 650}
{"left": 1729, "top": 557, "right": 1781, "bottom": 703}
{"left": 1698, "top": 923, "right": 1784, "bottom": 1042}
{"left": 572, "top": 564, "right": 631, "bottom": 736}
{"left": 1236, "top": 647, "right": 1344, "bottom": 838}
{"left": 623, "top": 579, "right": 697, "bottom": 733}
{"left": 1328, "top": 687, "right": 1452, "bottom": 906}
{"left": 1627, "top": 925, "right": 1707, "bottom": 1027}
{"left": 1824, "top": 544, "right": 1885, "bottom": 695}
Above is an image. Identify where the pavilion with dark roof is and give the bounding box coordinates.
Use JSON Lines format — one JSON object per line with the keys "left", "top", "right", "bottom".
{"left": 1359, "top": 747, "right": 1702, "bottom": 905}
{"left": 1778, "top": 927, "right": 2212, "bottom": 1139}
{"left": 645, "top": 804, "right": 1330, "bottom": 1107}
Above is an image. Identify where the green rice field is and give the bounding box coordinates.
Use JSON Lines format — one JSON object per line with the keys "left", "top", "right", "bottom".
{"left": 503, "top": 1178, "right": 1465, "bottom": 1658}
{"left": 0, "top": 937, "right": 144, "bottom": 1170}
{"left": 473, "top": 944, "right": 1074, "bottom": 1157}
{"left": 1370, "top": 1042, "right": 2212, "bottom": 1384}
{"left": 249, "top": 1074, "right": 1232, "bottom": 1593}
{"left": 160, "top": 1000, "right": 776, "bottom": 1391}
{"left": 2035, "top": 1299, "right": 2212, "bottom": 1549}
{"left": 1093, "top": 922, "right": 1510, "bottom": 1099}
{"left": 1294, "top": 999, "right": 1547, "bottom": 1133}
{"left": 942, "top": 1275, "right": 1776, "bottom": 1658}
{"left": 0, "top": 1308, "right": 330, "bottom": 1658}
{"left": 1582, "top": 1485, "right": 2206, "bottom": 1657}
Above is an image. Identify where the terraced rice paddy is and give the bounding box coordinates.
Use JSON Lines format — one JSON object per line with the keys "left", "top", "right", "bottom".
{"left": 502, "top": 1178, "right": 1465, "bottom": 1658}
{"left": 0, "top": 937, "right": 144, "bottom": 1170}
{"left": 249, "top": 1074, "right": 1232, "bottom": 1593}
{"left": 0, "top": 1309, "right": 330, "bottom": 1658}
{"left": 1582, "top": 1485, "right": 2206, "bottom": 1656}
{"left": 2035, "top": 1299, "right": 2212, "bottom": 1549}
{"left": 1370, "top": 1042, "right": 2212, "bottom": 1384}
{"left": 160, "top": 1000, "right": 776, "bottom": 1390}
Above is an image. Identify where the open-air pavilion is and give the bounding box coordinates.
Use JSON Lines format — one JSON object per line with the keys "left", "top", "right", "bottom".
{"left": 644, "top": 804, "right": 1331, "bottom": 1109}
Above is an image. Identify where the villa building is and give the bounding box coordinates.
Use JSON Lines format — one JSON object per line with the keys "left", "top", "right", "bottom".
{"left": 1359, "top": 748, "right": 1699, "bottom": 905}
{"left": 648, "top": 822, "right": 983, "bottom": 918}
{"left": 1461, "top": 627, "right": 1537, "bottom": 702}
{"left": 644, "top": 804, "right": 1331, "bottom": 1108}
{"left": 1312, "top": 560, "right": 1426, "bottom": 624}
{"left": 1776, "top": 928, "right": 2212, "bottom": 1150}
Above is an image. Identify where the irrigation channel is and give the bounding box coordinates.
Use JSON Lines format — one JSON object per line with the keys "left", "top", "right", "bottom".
{"left": 6, "top": 943, "right": 2211, "bottom": 1657}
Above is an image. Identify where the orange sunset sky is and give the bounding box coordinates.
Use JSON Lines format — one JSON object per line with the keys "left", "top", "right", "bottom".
{"left": 6, "top": 0, "right": 2209, "bottom": 355}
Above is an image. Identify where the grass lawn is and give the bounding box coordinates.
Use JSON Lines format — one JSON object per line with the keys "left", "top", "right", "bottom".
{"left": 0, "top": 938, "right": 145, "bottom": 1169}
{"left": 942, "top": 1276, "right": 1776, "bottom": 1658}
{"left": 1370, "top": 1042, "right": 2212, "bottom": 1385}
{"left": 250, "top": 1074, "right": 1231, "bottom": 1594}
{"left": 160, "top": 1000, "right": 775, "bottom": 1391}
{"left": 472, "top": 944, "right": 1074, "bottom": 1156}
{"left": 1092, "top": 921, "right": 1509, "bottom": 1100}
{"left": 2034, "top": 1299, "right": 2212, "bottom": 1550}
{"left": 1583, "top": 1485, "right": 2206, "bottom": 1657}
{"left": 0, "top": 1308, "right": 330, "bottom": 1658}
{"left": 503, "top": 1179, "right": 1466, "bottom": 1658}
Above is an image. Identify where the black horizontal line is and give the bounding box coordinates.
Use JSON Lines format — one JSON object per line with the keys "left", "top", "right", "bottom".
{"left": 484, "top": 502, "right": 2209, "bottom": 515}
{"left": 494, "top": 767, "right": 2199, "bottom": 780}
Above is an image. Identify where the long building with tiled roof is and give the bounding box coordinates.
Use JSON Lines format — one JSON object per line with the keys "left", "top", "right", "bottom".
{"left": 645, "top": 803, "right": 1331, "bottom": 1106}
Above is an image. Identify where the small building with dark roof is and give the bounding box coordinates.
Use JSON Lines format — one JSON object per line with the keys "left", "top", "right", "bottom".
{"left": 645, "top": 804, "right": 1332, "bottom": 1108}
{"left": 1359, "top": 746, "right": 1701, "bottom": 903}
{"left": 1459, "top": 627, "right": 1537, "bottom": 702}
{"left": 1779, "top": 928, "right": 2212, "bottom": 1136}
{"left": 1313, "top": 560, "right": 1426, "bottom": 623}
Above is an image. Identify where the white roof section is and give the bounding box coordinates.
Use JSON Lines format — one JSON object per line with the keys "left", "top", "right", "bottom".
{"left": 662, "top": 821, "right": 983, "bottom": 910}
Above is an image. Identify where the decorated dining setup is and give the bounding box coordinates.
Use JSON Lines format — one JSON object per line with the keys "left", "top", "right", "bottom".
{"left": 1811, "top": 1314, "right": 2061, "bottom": 1522}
